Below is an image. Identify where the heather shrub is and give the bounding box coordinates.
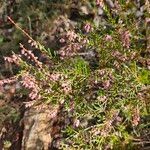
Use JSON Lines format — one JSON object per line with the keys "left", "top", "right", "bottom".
{"left": 0, "top": 0, "right": 150, "bottom": 149}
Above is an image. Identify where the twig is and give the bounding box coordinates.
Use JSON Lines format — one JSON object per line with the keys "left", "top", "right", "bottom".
{"left": 7, "top": 16, "right": 35, "bottom": 42}
{"left": 7, "top": 16, "right": 52, "bottom": 59}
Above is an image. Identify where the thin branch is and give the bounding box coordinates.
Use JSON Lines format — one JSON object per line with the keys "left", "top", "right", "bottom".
{"left": 7, "top": 16, "right": 52, "bottom": 59}
{"left": 7, "top": 16, "right": 35, "bottom": 42}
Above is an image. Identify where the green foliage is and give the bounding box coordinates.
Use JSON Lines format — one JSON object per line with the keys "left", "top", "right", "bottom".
{"left": 138, "top": 69, "right": 150, "bottom": 84}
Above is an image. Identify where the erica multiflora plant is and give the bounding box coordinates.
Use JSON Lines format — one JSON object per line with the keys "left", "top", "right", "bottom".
{"left": 1, "top": 0, "right": 150, "bottom": 148}
{"left": 1, "top": 41, "right": 74, "bottom": 104}
{"left": 2, "top": 44, "right": 41, "bottom": 101}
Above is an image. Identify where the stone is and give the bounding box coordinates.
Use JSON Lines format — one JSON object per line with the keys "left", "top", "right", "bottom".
{"left": 98, "top": 7, "right": 104, "bottom": 16}
{"left": 105, "top": 0, "right": 115, "bottom": 9}
{"left": 22, "top": 104, "right": 59, "bottom": 150}
{"left": 135, "top": 10, "right": 143, "bottom": 18}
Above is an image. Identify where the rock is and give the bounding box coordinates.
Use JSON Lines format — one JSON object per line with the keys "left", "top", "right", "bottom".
{"left": 94, "top": 16, "right": 101, "bottom": 27}
{"left": 22, "top": 104, "right": 59, "bottom": 150}
{"left": 105, "top": 0, "right": 114, "bottom": 9}
{"left": 135, "top": 10, "right": 143, "bottom": 18}
{"left": 98, "top": 7, "right": 104, "bottom": 16}
{"left": 80, "top": 6, "right": 90, "bottom": 15}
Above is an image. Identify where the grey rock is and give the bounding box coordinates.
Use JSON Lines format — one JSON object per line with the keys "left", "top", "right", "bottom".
{"left": 98, "top": 7, "right": 104, "bottom": 16}
{"left": 94, "top": 16, "right": 101, "bottom": 27}
{"left": 135, "top": 11, "right": 143, "bottom": 18}
{"left": 105, "top": 0, "right": 115, "bottom": 9}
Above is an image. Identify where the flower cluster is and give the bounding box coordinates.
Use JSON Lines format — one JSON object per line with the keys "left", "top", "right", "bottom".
{"left": 59, "top": 30, "right": 80, "bottom": 44}
{"left": 49, "top": 73, "right": 67, "bottom": 82}
{"left": 105, "top": 35, "right": 112, "bottom": 41}
{"left": 59, "top": 43, "right": 81, "bottom": 59}
{"left": 58, "top": 29, "right": 89, "bottom": 59}
{"left": 98, "top": 68, "right": 113, "bottom": 77}
{"left": 28, "top": 39, "right": 38, "bottom": 49}
{"left": 132, "top": 107, "right": 140, "bottom": 127}
{"left": 113, "top": 60, "right": 120, "bottom": 69}
{"left": 4, "top": 54, "right": 21, "bottom": 65}
{"left": 111, "top": 51, "right": 127, "bottom": 62}
{"left": 0, "top": 77, "right": 20, "bottom": 100}
{"left": 61, "top": 81, "right": 72, "bottom": 94}
{"left": 83, "top": 23, "right": 93, "bottom": 33}
{"left": 102, "top": 80, "right": 111, "bottom": 89}
{"left": 58, "top": 30, "right": 82, "bottom": 59}
{"left": 23, "top": 100, "right": 36, "bottom": 108}
{"left": 49, "top": 73, "right": 62, "bottom": 82}
{"left": 20, "top": 44, "right": 42, "bottom": 68}
{"left": 66, "top": 30, "right": 78, "bottom": 43}
{"left": 120, "top": 30, "right": 131, "bottom": 49}
{"left": 112, "top": 50, "right": 137, "bottom": 63}
{"left": 0, "top": 77, "right": 17, "bottom": 86}
{"left": 96, "top": 0, "right": 104, "bottom": 8}
{"left": 21, "top": 74, "right": 40, "bottom": 100}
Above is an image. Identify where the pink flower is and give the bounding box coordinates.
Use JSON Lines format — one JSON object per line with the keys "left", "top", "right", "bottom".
{"left": 20, "top": 44, "right": 42, "bottom": 68}
{"left": 73, "top": 119, "right": 80, "bottom": 127}
{"left": 102, "top": 80, "right": 111, "bottom": 89}
{"left": 0, "top": 77, "right": 17, "bottom": 85}
{"left": 66, "top": 30, "right": 78, "bottom": 42}
{"left": 146, "top": 18, "right": 150, "bottom": 24}
{"left": 49, "top": 73, "right": 61, "bottom": 81}
{"left": 105, "top": 35, "right": 112, "bottom": 41}
{"left": 83, "top": 23, "right": 93, "bottom": 33}
{"left": 96, "top": 0, "right": 104, "bottom": 7}
{"left": 23, "top": 100, "right": 36, "bottom": 108}
{"left": 4, "top": 54, "right": 21, "bottom": 65}
{"left": 62, "top": 81, "right": 72, "bottom": 94}
{"left": 59, "top": 38, "right": 65, "bottom": 43}
{"left": 120, "top": 30, "right": 131, "bottom": 49}
{"left": 132, "top": 107, "right": 140, "bottom": 127}
{"left": 111, "top": 51, "right": 127, "bottom": 62}
{"left": 21, "top": 74, "right": 40, "bottom": 100}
